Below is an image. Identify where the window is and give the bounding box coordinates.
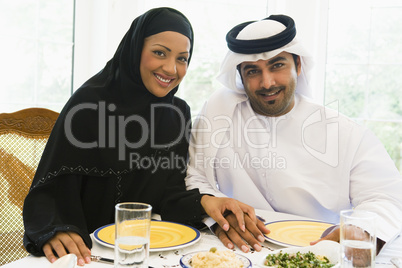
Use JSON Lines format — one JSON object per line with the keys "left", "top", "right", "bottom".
{"left": 325, "top": 0, "right": 402, "bottom": 170}
{"left": 0, "top": 1, "right": 74, "bottom": 113}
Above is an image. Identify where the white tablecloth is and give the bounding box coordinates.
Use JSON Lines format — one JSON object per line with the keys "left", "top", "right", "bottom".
{"left": 3, "top": 210, "right": 400, "bottom": 268}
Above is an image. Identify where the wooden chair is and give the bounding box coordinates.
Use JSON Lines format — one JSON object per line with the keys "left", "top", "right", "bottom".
{"left": 0, "top": 108, "right": 58, "bottom": 265}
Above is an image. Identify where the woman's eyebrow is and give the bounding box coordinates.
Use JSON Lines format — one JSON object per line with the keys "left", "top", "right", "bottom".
{"left": 152, "top": 44, "right": 171, "bottom": 52}
{"left": 152, "top": 44, "right": 189, "bottom": 55}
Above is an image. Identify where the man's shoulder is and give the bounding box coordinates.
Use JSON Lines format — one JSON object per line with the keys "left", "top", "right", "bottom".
{"left": 206, "top": 87, "right": 247, "bottom": 106}
{"left": 297, "top": 94, "right": 367, "bottom": 132}
{"left": 211, "top": 87, "right": 242, "bottom": 98}
{"left": 201, "top": 88, "right": 247, "bottom": 117}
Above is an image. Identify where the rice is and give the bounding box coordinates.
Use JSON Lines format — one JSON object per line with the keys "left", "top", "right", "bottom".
{"left": 191, "top": 248, "right": 244, "bottom": 268}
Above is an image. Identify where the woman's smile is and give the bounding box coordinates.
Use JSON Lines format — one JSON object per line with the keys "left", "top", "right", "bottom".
{"left": 154, "top": 73, "right": 176, "bottom": 87}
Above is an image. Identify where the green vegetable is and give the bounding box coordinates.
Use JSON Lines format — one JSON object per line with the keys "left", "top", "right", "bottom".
{"left": 264, "top": 251, "right": 334, "bottom": 267}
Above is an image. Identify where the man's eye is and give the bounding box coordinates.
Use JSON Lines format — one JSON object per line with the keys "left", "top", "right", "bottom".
{"left": 246, "top": 69, "right": 259, "bottom": 76}
{"left": 273, "top": 63, "right": 284, "bottom": 69}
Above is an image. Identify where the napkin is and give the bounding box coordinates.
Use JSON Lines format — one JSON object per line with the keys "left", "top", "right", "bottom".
{"left": 49, "top": 254, "right": 77, "bottom": 268}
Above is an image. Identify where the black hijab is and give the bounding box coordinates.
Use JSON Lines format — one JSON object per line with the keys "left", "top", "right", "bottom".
{"left": 30, "top": 7, "right": 194, "bottom": 187}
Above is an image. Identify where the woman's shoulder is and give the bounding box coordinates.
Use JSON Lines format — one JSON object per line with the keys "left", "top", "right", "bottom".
{"left": 172, "top": 96, "right": 190, "bottom": 111}
{"left": 70, "top": 86, "right": 104, "bottom": 103}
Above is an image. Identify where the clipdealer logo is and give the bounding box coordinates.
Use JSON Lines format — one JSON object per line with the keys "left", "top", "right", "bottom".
{"left": 190, "top": 101, "right": 340, "bottom": 168}
{"left": 64, "top": 101, "right": 188, "bottom": 161}
{"left": 195, "top": 151, "right": 287, "bottom": 170}
{"left": 301, "top": 101, "right": 339, "bottom": 167}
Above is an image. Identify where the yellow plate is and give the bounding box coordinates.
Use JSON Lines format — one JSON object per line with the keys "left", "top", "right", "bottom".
{"left": 94, "top": 221, "right": 201, "bottom": 251}
{"left": 264, "top": 220, "right": 334, "bottom": 247}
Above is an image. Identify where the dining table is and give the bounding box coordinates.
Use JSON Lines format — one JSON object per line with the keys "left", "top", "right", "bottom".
{"left": 3, "top": 209, "right": 401, "bottom": 268}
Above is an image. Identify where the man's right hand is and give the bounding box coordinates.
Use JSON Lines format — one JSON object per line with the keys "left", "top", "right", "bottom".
{"left": 42, "top": 231, "right": 91, "bottom": 266}
{"left": 214, "top": 212, "right": 270, "bottom": 253}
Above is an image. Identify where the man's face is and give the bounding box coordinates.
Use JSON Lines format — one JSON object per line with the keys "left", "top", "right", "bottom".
{"left": 239, "top": 51, "right": 301, "bottom": 117}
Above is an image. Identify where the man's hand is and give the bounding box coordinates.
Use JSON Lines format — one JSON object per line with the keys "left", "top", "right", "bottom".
{"left": 215, "top": 213, "right": 270, "bottom": 253}
{"left": 310, "top": 225, "right": 340, "bottom": 245}
{"left": 42, "top": 231, "right": 91, "bottom": 266}
{"left": 311, "top": 225, "right": 381, "bottom": 266}
{"left": 200, "top": 195, "right": 256, "bottom": 232}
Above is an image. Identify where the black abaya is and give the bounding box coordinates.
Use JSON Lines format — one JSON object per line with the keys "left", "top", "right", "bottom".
{"left": 22, "top": 7, "right": 204, "bottom": 256}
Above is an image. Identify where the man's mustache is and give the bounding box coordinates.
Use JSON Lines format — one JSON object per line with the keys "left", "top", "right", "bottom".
{"left": 255, "top": 86, "right": 285, "bottom": 95}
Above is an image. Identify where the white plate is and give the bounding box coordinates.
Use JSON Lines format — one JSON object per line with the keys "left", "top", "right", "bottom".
{"left": 261, "top": 240, "right": 340, "bottom": 267}
{"left": 180, "top": 250, "right": 252, "bottom": 268}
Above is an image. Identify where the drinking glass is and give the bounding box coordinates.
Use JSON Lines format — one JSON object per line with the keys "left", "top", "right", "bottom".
{"left": 340, "top": 209, "right": 377, "bottom": 268}
{"left": 114, "top": 202, "right": 152, "bottom": 268}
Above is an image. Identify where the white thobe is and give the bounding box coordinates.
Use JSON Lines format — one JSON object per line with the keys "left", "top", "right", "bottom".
{"left": 186, "top": 89, "right": 402, "bottom": 244}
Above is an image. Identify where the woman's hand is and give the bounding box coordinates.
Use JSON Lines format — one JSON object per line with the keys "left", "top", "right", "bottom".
{"left": 200, "top": 195, "right": 256, "bottom": 232}
{"left": 42, "top": 231, "right": 91, "bottom": 266}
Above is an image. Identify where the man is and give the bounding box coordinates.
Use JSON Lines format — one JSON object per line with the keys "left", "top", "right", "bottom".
{"left": 186, "top": 15, "right": 402, "bottom": 253}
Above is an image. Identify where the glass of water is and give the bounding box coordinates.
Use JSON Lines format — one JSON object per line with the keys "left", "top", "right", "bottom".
{"left": 340, "top": 209, "right": 377, "bottom": 268}
{"left": 115, "top": 202, "right": 152, "bottom": 268}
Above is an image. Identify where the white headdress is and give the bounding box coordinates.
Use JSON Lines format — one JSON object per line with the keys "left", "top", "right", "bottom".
{"left": 217, "top": 15, "right": 314, "bottom": 98}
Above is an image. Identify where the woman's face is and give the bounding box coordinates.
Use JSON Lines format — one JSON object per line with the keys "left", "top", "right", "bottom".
{"left": 140, "top": 31, "right": 191, "bottom": 97}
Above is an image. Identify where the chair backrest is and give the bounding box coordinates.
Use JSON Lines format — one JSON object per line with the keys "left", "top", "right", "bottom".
{"left": 0, "top": 108, "right": 59, "bottom": 265}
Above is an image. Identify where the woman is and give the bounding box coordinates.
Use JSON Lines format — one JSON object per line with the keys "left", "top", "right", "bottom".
{"left": 23, "top": 7, "right": 255, "bottom": 266}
